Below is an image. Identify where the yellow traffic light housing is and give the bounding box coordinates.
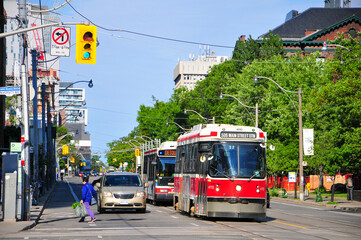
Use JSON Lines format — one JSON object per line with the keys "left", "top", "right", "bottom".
{"left": 62, "top": 145, "right": 69, "bottom": 155}
{"left": 76, "top": 25, "right": 97, "bottom": 64}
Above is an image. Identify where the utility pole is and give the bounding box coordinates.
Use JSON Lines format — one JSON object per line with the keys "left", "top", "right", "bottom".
{"left": 0, "top": 0, "right": 6, "bottom": 150}
{"left": 31, "top": 49, "right": 39, "bottom": 203}
{"left": 19, "top": 0, "right": 32, "bottom": 221}
{"left": 299, "top": 88, "right": 304, "bottom": 201}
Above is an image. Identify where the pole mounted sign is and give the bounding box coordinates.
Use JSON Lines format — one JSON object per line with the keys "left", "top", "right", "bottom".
{"left": 0, "top": 87, "right": 20, "bottom": 96}
{"left": 50, "top": 26, "right": 70, "bottom": 56}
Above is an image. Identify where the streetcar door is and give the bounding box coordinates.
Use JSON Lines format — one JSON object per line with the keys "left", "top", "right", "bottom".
{"left": 198, "top": 154, "right": 208, "bottom": 215}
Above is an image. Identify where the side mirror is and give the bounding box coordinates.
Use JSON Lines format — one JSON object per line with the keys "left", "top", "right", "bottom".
{"left": 144, "top": 183, "right": 149, "bottom": 188}
{"left": 96, "top": 182, "right": 101, "bottom": 188}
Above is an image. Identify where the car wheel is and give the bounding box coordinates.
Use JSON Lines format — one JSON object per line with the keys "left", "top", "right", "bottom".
{"left": 136, "top": 207, "right": 146, "bottom": 213}
{"left": 97, "top": 202, "right": 104, "bottom": 213}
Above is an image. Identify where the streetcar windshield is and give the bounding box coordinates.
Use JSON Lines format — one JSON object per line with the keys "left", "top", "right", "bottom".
{"left": 209, "top": 143, "right": 265, "bottom": 178}
{"left": 159, "top": 157, "right": 175, "bottom": 177}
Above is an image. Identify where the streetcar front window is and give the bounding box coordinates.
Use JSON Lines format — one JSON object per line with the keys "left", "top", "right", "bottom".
{"left": 209, "top": 143, "right": 265, "bottom": 178}
{"left": 159, "top": 157, "right": 175, "bottom": 177}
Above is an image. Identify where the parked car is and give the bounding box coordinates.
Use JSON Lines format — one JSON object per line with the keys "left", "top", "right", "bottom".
{"left": 96, "top": 172, "right": 148, "bottom": 213}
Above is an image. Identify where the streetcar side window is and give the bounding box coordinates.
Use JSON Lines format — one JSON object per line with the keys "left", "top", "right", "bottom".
{"left": 143, "top": 155, "right": 148, "bottom": 174}
{"left": 190, "top": 144, "right": 198, "bottom": 173}
{"left": 175, "top": 146, "right": 183, "bottom": 173}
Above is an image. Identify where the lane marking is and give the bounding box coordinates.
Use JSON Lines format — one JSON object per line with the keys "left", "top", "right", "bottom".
{"left": 66, "top": 179, "right": 79, "bottom": 202}
{"left": 190, "top": 223, "right": 199, "bottom": 227}
{"left": 34, "top": 226, "right": 191, "bottom": 231}
{"left": 156, "top": 210, "right": 163, "bottom": 213}
{"left": 171, "top": 216, "right": 179, "bottom": 219}
{"left": 271, "top": 201, "right": 323, "bottom": 210}
{"left": 273, "top": 221, "right": 307, "bottom": 229}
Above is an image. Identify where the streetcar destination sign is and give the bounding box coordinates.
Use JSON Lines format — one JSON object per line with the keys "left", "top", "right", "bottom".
{"left": 220, "top": 132, "right": 256, "bottom": 139}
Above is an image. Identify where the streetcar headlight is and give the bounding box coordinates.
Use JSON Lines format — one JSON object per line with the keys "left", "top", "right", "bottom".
{"left": 236, "top": 185, "right": 242, "bottom": 192}
{"left": 103, "top": 191, "right": 112, "bottom": 197}
{"left": 216, "top": 184, "right": 220, "bottom": 192}
{"left": 256, "top": 185, "right": 260, "bottom": 193}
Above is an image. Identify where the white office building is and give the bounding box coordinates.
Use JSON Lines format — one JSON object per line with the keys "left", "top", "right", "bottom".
{"left": 173, "top": 54, "right": 228, "bottom": 90}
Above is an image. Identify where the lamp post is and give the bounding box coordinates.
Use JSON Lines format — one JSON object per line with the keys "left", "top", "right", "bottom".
{"left": 184, "top": 109, "right": 213, "bottom": 123}
{"left": 254, "top": 75, "right": 304, "bottom": 201}
{"left": 166, "top": 121, "right": 190, "bottom": 131}
{"left": 321, "top": 41, "right": 351, "bottom": 51}
{"left": 60, "top": 80, "right": 94, "bottom": 91}
{"left": 220, "top": 93, "right": 258, "bottom": 128}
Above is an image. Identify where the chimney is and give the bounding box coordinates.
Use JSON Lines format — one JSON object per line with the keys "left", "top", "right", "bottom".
{"left": 325, "top": 0, "right": 341, "bottom": 8}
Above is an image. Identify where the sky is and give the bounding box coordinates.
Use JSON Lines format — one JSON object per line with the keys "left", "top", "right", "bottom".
{"left": 27, "top": 0, "right": 361, "bottom": 161}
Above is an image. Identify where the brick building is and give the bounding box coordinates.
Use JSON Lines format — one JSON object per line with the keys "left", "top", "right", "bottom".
{"left": 257, "top": 7, "right": 361, "bottom": 57}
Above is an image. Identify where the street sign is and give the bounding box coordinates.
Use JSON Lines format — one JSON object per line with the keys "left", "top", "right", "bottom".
{"left": 288, "top": 172, "right": 296, "bottom": 183}
{"left": 50, "top": 26, "right": 70, "bottom": 56}
{"left": 10, "top": 142, "right": 21, "bottom": 152}
{"left": 0, "top": 87, "right": 20, "bottom": 96}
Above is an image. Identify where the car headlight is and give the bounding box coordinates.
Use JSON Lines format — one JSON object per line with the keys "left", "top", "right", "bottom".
{"left": 136, "top": 191, "right": 145, "bottom": 197}
{"left": 103, "top": 191, "right": 112, "bottom": 197}
{"left": 159, "top": 189, "right": 168, "bottom": 193}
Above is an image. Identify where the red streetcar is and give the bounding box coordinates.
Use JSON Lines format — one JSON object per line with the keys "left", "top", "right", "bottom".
{"left": 174, "top": 124, "right": 267, "bottom": 218}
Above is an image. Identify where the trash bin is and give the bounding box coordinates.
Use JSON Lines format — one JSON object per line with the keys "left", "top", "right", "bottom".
{"left": 316, "top": 192, "right": 323, "bottom": 202}
{"left": 282, "top": 188, "right": 288, "bottom": 198}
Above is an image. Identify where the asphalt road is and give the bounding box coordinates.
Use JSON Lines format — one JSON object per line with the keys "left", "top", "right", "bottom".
{"left": 4, "top": 176, "right": 361, "bottom": 240}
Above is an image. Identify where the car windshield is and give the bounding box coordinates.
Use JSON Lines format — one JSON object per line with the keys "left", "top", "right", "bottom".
{"left": 103, "top": 175, "right": 142, "bottom": 187}
{"left": 209, "top": 143, "right": 266, "bottom": 178}
{"left": 158, "top": 157, "right": 175, "bottom": 177}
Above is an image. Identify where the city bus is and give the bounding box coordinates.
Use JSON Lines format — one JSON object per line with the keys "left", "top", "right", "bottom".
{"left": 174, "top": 124, "right": 267, "bottom": 218}
{"left": 143, "top": 141, "right": 177, "bottom": 204}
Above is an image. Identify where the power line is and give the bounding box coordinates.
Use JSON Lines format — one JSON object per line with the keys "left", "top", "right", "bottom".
{"left": 66, "top": 1, "right": 234, "bottom": 50}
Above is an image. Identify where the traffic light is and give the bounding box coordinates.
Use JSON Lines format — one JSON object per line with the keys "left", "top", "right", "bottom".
{"left": 62, "top": 145, "right": 69, "bottom": 155}
{"left": 76, "top": 25, "right": 97, "bottom": 64}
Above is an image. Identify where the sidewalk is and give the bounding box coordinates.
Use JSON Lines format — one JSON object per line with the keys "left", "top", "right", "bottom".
{"left": 0, "top": 183, "right": 55, "bottom": 236}
{"left": 272, "top": 191, "right": 361, "bottom": 212}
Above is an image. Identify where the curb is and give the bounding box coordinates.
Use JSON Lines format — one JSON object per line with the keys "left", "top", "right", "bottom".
{"left": 271, "top": 196, "right": 361, "bottom": 212}
{"left": 20, "top": 183, "right": 56, "bottom": 231}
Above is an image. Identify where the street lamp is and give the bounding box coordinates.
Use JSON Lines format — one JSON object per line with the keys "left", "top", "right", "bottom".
{"left": 321, "top": 41, "right": 351, "bottom": 52}
{"left": 184, "top": 109, "right": 210, "bottom": 123}
{"left": 166, "top": 121, "right": 190, "bottom": 131}
{"left": 254, "top": 75, "right": 304, "bottom": 201}
{"left": 135, "top": 135, "right": 155, "bottom": 142}
{"left": 220, "top": 93, "right": 258, "bottom": 128}
{"left": 61, "top": 79, "right": 94, "bottom": 91}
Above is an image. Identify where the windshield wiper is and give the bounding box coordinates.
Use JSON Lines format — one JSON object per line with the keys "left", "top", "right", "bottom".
{"left": 248, "top": 173, "right": 258, "bottom": 182}
{"left": 210, "top": 166, "right": 234, "bottom": 182}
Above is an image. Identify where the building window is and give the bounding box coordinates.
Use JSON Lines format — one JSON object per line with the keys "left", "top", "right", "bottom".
{"left": 348, "top": 28, "right": 357, "bottom": 38}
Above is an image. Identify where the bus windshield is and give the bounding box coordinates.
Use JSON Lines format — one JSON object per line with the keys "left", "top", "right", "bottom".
{"left": 159, "top": 157, "right": 175, "bottom": 177}
{"left": 209, "top": 143, "right": 265, "bottom": 178}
